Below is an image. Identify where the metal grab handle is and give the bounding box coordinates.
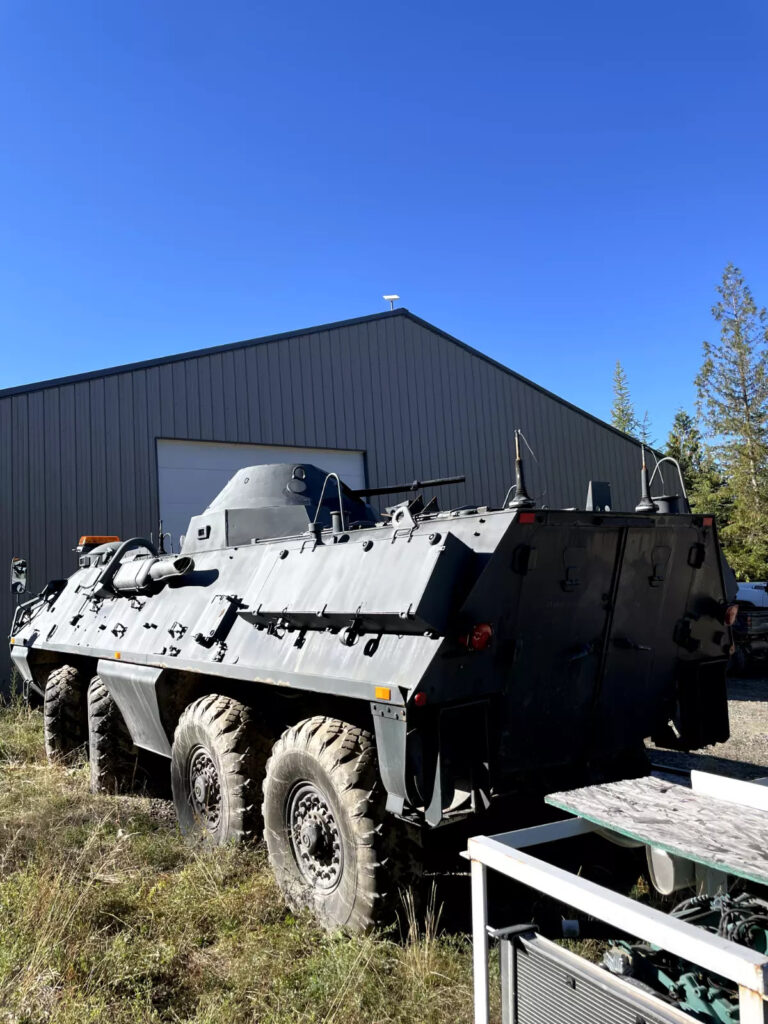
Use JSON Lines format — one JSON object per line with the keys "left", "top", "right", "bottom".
{"left": 311, "top": 473, "right": 346, "bottom": 532}
{"left": 648, "top": 455, "right": 689, "bottom": 504}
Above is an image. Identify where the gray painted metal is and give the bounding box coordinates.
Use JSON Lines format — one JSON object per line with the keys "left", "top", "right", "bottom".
{"left": 11, "top": 462, "right": 730, "bottom": 830}
{"left": 96, "top": 660, "right": 169, "bottom": 756}
{"left": 2, "top": 308, "right": 661, "bottom": 687}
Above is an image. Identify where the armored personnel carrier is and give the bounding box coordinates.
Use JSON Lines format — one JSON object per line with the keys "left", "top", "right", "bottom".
{"left": 9, "top": 455, "right": 734, "bottom": 932}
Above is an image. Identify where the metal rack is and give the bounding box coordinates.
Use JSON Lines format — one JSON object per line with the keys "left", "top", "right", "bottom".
{"left": 468, "top": 773, "right": 768, "bottom": 1023}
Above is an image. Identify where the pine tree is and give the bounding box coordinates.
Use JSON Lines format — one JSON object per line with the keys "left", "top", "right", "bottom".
{"left": 665, "top": 408, "right": 732, "bottom": 522}
{"left": 638, "top": 410, "right": 655, "bottom": 447}
{"left": 695, "top": 264, "right": 768, "bottom": 578}
{"left": 666, "top": 409, "right": 702, "bottom": 491}
{"left": 611, "top": 361, "right": 639, "bottom": 435}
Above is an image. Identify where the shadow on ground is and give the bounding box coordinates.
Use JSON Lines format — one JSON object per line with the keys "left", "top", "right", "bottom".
{"left": 725, "top": 676, "right": 768, "bottom": 701}
{"left": 650, "top": 747, "right": 768, "bottom": 780}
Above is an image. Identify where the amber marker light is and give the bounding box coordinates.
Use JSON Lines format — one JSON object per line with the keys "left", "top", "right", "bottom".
{"left": 374, "top": 686, "right": 391, "bottom": 701}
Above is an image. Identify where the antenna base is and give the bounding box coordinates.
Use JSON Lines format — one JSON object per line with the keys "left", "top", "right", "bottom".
{"left": 634, "top": 497, "right": 658, "bottom": 513}
{"left": 508, "top": 493, "right": 535, "bottom": 509}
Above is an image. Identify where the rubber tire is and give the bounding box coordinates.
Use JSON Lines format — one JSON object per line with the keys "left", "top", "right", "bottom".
{"left": 44, "top": 664, "right": 87, "bottom": 761}
{"left": 87, "top": 676, "right": 142, "bottom": 794}
{"left": 170, "top": 694, "right": 271, "bottom": 844}
{"left": 263, "top": 716, "right": 420, "bottom": 934}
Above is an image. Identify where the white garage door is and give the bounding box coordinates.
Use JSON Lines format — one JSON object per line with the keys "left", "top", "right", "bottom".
{"left": 157, "top": 439, "right": 366, "bottom": 551}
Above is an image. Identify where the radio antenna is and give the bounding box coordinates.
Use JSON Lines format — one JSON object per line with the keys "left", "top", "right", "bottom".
{"left": 635, "top": 445, "right": 658, "bottom": 513}
{"left": 508, "top": 429, "right": 535, "bottom": 509}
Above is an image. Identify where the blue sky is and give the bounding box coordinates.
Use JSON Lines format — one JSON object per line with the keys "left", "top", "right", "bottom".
{"left": 1, "top": 1, "right": 767, "bottom": 443}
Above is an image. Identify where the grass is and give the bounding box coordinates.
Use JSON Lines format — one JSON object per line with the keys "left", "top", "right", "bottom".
{"left": 0, "top": 701, "right": 495, "bottom": 1024}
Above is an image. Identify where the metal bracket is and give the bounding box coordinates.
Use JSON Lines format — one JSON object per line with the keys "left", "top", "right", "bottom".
{"left": 371, "top": 701, "right": 406, "bottom": 721}
{"left": 561, "top": 547, "right": 586, "bottom": 592}
{"left": 650, "top": 545, "right": 671, "bottom": 587}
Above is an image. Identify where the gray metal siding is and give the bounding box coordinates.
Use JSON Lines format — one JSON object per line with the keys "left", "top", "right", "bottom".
{"left": 1, "top": 310, "right": 650, "bottom": 683}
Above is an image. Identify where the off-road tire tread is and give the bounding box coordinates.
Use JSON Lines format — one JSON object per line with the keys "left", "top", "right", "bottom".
{"left": 263, "top": 715, "right": 422, "bottom": 934}
{"left": 87, "top": 676, "right": 141, "bottom": 794}
{"left": 172, "top": 694, "right": 272, "bottom": 843}
{"left": 43, "top": 664, "right": 87, "bottom": 761}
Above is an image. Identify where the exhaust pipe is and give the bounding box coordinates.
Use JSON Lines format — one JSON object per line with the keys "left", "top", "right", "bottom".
{"left": 148, "top": 556, "right": 194, "bottom": 583}
{"left": 111, "top": 554, "right": 195, "bottom": 593}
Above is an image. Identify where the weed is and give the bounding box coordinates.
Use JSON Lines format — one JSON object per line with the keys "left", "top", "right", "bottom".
{"left": 0, "top": 705, "right": 497, "bottom": 1023}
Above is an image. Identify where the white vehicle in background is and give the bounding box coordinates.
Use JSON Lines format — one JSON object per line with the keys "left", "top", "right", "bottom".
{"left": 732, "top": 581, "right": 768, "bottom": 673}
{"left": 737, "top": 581, "right": 768, "bottom": 607}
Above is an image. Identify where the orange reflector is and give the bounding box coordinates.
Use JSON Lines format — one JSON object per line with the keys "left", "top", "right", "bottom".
{"left": 518, "top": 512, "right": 536, "bottom": 524}
{"left": 374, "top": 686, "right": 391, "bottom": 701}
{"left": 79, "top": 535, "right": 120, "bottom": 546}
{"left": 114, "top": 652, "right": 121, "bottom": 660}
{"left": 702, "top": 517, "right": 713, "bottom": 527}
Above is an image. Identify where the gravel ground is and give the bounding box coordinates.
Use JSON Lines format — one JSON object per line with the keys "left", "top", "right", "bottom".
{"left": 650, "top": 675, "right": 768, "bottom": 780}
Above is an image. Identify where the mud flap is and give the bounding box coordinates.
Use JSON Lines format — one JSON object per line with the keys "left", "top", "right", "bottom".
{"left": 96, "top": 659, "right": 170, "bottom": 756}
{"left": 654, "top": 659, "right": 730, "bottom": 750}
{"left": 371, "top": 701, "right": 408, "bottom": 815}
{"left": 425, "top": 701, "right": 491, "bottom": 826}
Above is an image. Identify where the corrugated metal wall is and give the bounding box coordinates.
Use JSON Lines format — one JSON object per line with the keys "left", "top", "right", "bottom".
{"left": 0, "top": 309, "right": 651, "bottom": 682}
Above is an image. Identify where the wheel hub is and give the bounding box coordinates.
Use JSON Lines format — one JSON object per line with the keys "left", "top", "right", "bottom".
{"left": 287, "top": 781, "right": 343, "bottom": 892}
{"left": 300, "top": 821, "right": 322, "bottom": 855}
{"left": 188, "top": 746, "right": 221, "bottom": 831}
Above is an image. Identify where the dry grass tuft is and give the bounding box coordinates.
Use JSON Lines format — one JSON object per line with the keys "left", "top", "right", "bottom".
{"left": 0, "top": 704, "right": 493, "bottom": 1023}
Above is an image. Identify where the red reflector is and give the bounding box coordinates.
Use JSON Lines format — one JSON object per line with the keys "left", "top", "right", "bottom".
{"left": 703, "top": 517, "right": 714, "bottom": 527}
{"left": 465, "top": 623, "right": 493, "bottom": 651}
{"left": 518, "top": 512, "right": 536, "bottom": 524}
{"left": 724, "top": 604, "right": 739, "bottom": 627}
{"left": 413, "top": 692, "right": 427, "bottom": 707}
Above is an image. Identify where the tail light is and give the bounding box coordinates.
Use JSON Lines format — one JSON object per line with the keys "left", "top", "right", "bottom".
{"left": 724, "top": 604, "right": 739, "bottom": 627}
{"left": 459, "top": 623, "right": 493, "bottom": 651}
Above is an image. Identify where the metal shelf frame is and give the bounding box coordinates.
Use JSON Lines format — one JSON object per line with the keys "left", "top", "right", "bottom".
{"left": 468, "top": 817, "right": 768, "bottom": 1024}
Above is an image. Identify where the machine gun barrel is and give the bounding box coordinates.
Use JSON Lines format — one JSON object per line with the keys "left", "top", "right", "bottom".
{"left": 351, "top": 475, "right": 465, "bottom": 498}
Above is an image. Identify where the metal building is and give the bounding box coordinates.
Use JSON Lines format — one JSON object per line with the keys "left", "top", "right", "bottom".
{"left": 1, "top": 308, "right": 647, "bottom": 684}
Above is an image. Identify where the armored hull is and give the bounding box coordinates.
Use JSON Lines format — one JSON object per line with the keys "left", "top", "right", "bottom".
{"left": 9, "top": 463, "right": 732, "bottom": 929}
